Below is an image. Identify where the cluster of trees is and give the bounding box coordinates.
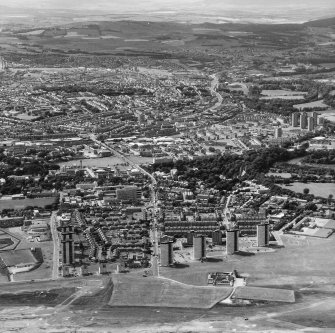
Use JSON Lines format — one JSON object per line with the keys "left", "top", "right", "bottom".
{"left": 149, "top": 147, "right": 306, "bottom": 193}
{"left": 244, "top": 98, "right": 296, "bottom": 116}
{"left": 324, "top": 93, "right": 335, "bottom": 108}
{"left": 0, "top": 151, "right": 61, "bottom": 195}
{"left": 263, "top": 183, "right": 321, "bottom": 204}
{"left": 273, "top": 161, "right": 335, "bottom": 178}
{"left": 34, "top": 85, "right": 153, "bottom": 97}
{"left": 245, "top": 79, "right": 334, "bottom": 116}
{"left": 0, "top": 153, "right": 60, "bottom": 178}
{"left": 302, "top": 150, "right": 335, "bottom": 165}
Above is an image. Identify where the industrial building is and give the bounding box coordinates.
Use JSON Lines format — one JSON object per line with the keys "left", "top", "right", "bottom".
{"left": 160, "top": 241, "right": 174, "bottom": 266}
{"left": 193, "top": 235, "right": 206, "bottom": 260}
{"left": 226, "top": 229, "right": 239, "bottom": 255}
{"left": 257, "top": 223, "right": 270, "bottom": 247}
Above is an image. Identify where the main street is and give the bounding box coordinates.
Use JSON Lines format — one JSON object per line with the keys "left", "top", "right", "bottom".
{"left": 50, "top": 211, "right": 60, "bottom": 279}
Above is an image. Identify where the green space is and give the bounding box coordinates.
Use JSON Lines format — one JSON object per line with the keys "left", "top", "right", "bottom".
{"left": 128, "top": 156, "right": 154, "bottom": 165}
{"left": 234, "top": 286, "right": 295, "bottom": 303}
{"left": 161, "top": 234, "right": 335, "bottom": 289}
{"left": 0, "top": 197, "right": 57, "bottom": 210}
{"left": 110, "top": 275, "right": 232, "bottom": 309}
{"left": 0, "top": 238, "right": 14, "bottom": 250}
{"left": 0, "top": 287, "right": 77, "bottom": 307}
{"left": 294, "top": 100, "right": 328, "bottom": 109}
{"left": 58, "top": 157, "right": 124, "bottom": 168}
{"left": 280, "top": 182, "right": 334, "bottom": 198}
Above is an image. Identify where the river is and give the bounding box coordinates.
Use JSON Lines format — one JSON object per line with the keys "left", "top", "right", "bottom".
{"left": 287, "top": 157, "right": 335, "bottom": 170}
{"left": 209, "top": 75, "right": 222, "bottom": 110}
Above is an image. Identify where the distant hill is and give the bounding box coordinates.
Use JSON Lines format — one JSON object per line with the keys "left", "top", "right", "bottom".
{"left": 304, "top": 16, "right": 335, "bottom": 27}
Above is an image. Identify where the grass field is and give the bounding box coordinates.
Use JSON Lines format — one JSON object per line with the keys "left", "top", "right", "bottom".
{"left": 279, "top": 182, "right": 334, "bottom": 198}
{"left": 294, "top": 99, "right": 328, "bottom": 109}
{"left": 58, "top": 157, "right": 124, "bottom": 168}
{"left": 1, "top": 227, "right": 54, "bottom": 282}
{"left": 261, "top": 95, "right": 305, "bottom": 100}
{"left": 110, "top": 275, "right": 232, "bottom": 309}
{"left": 261, "top": 89, "right": 306, "bottom": 100}
{"left": 261, "top": 90, "right": 307, "bottom": 96}
{"left": 128, "top": 155, "right": 154, "bottom": 165}
{"left": 0, "top": 287, "right": 77, "bottom": 307}
{"left": 161, "top": 233, "right": 335, "bottom": 288}
{"left": 0, "top": 197, "right": 57, "bottom": 210}
{"left": 0, "top": 229, "right": 20, "bottom": 250}
{"left": 233, "top": 286, "right": 295, "bottom": 303}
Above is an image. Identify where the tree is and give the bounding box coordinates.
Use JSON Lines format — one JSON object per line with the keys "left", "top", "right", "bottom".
{"left": 303, "top": 188, "right": 310, "bottom": 195}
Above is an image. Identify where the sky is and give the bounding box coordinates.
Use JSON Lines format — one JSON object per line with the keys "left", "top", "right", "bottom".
{"left": 3, "top": 0, "right": 335, "bottom": 12}
{"left": 1, "top": 0, "right": 335, "bottom": 24}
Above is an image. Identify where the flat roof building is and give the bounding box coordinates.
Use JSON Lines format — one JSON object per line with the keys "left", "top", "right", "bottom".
{"left": 160, "top": 241, "right": 174, "bottom": 266}
{"left": 193, "top": 235, "right": 206, "bottom": 260}
{"left": 257, "top": 223, "right": 270, "bottom": 247}
{"left": 226, "top": 229, "right": 239, "bottom": 255}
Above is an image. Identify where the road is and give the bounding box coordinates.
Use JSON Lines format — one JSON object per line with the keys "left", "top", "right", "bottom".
{"left": 150, "top": 225, "right": 160, "bottom": 277}
{"left": 222, "top": 194, "right": 232, "bottom": 227}
{"left": 91, "top": 135, "right": 159, "bottom": 276}
{"left": 50, "top": 211, "right": 60, "bottom": 279}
